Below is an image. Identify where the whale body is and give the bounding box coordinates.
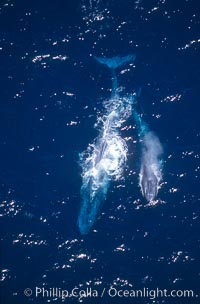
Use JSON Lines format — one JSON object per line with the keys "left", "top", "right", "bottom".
{"left": 133, "top": 110, "right": 163, "bottom": 202}
{"left": 78, "top": 54, "right": 136, "bottom": 234}
{"left": 140, "top": 164, "right": 158, "bottom": 202}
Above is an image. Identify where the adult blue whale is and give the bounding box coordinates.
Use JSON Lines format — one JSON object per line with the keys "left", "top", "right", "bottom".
{"left": 133, "top": 111, "right": 163, "bottom": 202}
{"left": 140, "top": 164, "right": 158, "bottom": 202}
{"left": 78, "top": 54, "right": 136, "bottom": 234}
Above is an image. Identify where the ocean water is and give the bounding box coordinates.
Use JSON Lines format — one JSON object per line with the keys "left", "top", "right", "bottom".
{"left": 0, "top": 0, "right": 200, "bottom": 303}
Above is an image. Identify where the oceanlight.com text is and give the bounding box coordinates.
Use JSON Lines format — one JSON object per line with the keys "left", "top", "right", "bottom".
{"left": 23, "top": 286, "right": 198, "bottom": 300}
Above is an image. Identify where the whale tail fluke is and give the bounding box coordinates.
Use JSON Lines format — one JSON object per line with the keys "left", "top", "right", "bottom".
{"left": 94, "top": 54, "right": 136, "bottom": 69}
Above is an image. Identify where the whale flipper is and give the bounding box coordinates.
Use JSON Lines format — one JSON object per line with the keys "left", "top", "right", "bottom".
{"left": 95, "top": 140, "right": 107, "bottom": 165}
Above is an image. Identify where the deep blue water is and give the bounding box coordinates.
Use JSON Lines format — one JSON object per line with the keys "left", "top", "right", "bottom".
{"left": 0, "top": 0, "right": 200, "bottom": 303}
